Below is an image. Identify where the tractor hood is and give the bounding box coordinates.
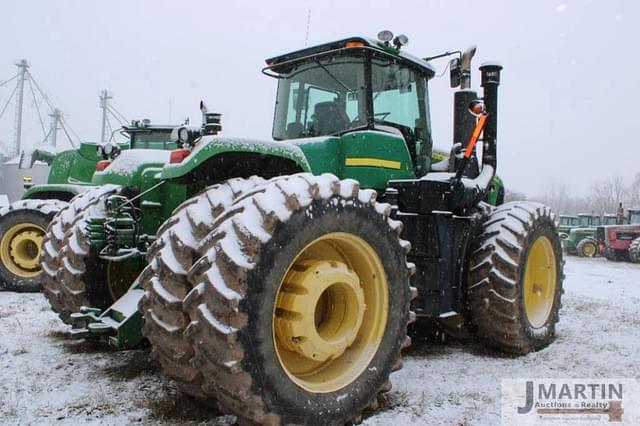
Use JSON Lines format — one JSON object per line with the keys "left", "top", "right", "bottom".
{"left": 161, "top": 136, "right": 312, "bottom": 180}
{"left": 93, "top": 149, "right": 170, "bottom": 186}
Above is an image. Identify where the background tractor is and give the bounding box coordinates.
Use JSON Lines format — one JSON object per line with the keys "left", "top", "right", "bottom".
{"left": 557, "top": 214, "right": 579, "bottom": 238}
{"left": 562, "top": 213, "right": 624, "bottom": 257}
{"left": 0, "top": 120, "right": 176, "bottom": 292}
{"left": 595, "top": 208, "right": 640, "bottom": 261}
{"left": 561, "top": 213, "right": 602, "bottom": 257}
{"left": 41, "top": 32, "right": 563, "bottom": 424}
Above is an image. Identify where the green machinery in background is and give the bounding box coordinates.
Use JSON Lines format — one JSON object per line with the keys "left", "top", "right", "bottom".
{"left": 0, "top": 121, "right": 177, "bottom": 292}
{"left": 558, "top": 214, "right": 579, "bottom": 237}
{"left": 562, "top": 213, "right": 621, "bottom": 257}
{"left": 41, "top": 33, "right": 564, "bottom": 424}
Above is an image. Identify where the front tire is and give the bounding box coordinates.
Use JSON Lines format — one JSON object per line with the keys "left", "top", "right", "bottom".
{"left": 576, "top": 238, "right": 597, "bottom": 258}
{"left": 468, "top": 202, "right": 564, "bottom": 354}
{"left": 139, "top": 176, "right": 266, "bottom": 396}
{"left": 175, "top": 174, "right": 414, "bottom": 425}
{"left": 41, "top": 185, "right": 121, "bottom": 323}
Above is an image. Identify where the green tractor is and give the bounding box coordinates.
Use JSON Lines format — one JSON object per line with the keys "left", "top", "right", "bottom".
{"left": 561, "top": 213, "right": 603, "bottom": 257}
{"left": 557, "top": 214, "right": 579, "bottom": 238}
{"left": 0, "top": 121, "right": 176, "bottom": 292}
{"left": 41, "top": 33, "right": 563, "bottom": 424}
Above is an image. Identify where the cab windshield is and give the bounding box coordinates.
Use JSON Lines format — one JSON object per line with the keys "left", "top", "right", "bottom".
{"left": 273, "top": 56, "right": 366, "bottom": 140}
{"left": 579, "top": 216, "right": 590, "bottom": 227}
{"left": 272, "top": 53, "right": 431, "bottom": 145}
{"left": 130, "top": 129, "right": 177, "bottom": 150}
{"left": 630, "top": 212, "right": 640, "bottom": 224}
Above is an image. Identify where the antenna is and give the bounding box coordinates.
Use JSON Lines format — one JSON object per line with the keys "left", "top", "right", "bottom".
{"left": 305, "top": 9, "right": 311, "bottom": 46}
{"left": 13, "top": 59, "right": 29, "bottom": 157}
{"left": 48, "top": 108, "right": 62, "bottom": 148}
{"left": 99, "top": 90, "right": 112, "bottom": 143}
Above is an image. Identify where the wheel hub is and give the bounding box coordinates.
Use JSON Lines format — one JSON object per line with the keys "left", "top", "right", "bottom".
{"left": 583, "top": 242, "right": 595, "bottom": 256}
{"left": 10, "top": 230, "right": 43, "bottom": 270}
{"left": 275, "top": 260, "right": 365, "bottom": 362}
{"left": 0, "top": 224, "right": 45, "bottom": 277}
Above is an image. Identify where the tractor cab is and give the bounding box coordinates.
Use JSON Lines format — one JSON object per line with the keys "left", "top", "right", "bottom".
{"left": 603, "top": 214, "right": 617, "bottom": 225}
{"left": 628, "top": 209, "right": 640, "bottom": 224}
{"left": 577, "top": 213, "right": 600, "bottom": 227}
{"left": 122, "top": 120, "right": 178, "bottom": 150}
{"left": 267, "top": 35, "right": 435, "bottom": 176}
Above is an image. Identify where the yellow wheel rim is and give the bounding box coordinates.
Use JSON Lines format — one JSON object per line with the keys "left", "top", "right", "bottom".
{"left": 0, "top": 223, "right": 45, "bottom": 278}
{"left": 273, "top": 232, "right": 388, "bottom": 393}
{"left": 582, "top": 242, "right": 596, "bottom": 257}
{"left": 523, "top": 236, "right": 557, "bottom": 328}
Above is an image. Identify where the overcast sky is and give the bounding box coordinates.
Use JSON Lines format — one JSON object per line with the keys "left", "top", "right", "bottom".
{"left": 0, "top": 0, "right": 636, "bottom": 196}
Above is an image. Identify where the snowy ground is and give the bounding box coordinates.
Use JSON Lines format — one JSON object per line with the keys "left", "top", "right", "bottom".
{"left": 1, "top": 256, "right": 638, "bottom": 425}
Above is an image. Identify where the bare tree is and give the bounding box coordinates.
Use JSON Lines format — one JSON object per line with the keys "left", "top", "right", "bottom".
{"left": 588, "top": 176, "right": 627, "bottom": 215}
{"left": 626, "top": 172, "right": 640, "bottom": 208}
{"left": 533, "top": 182, "right": 573, "bottom": 214}
{"left": 504, "top": 189, "right": 527, "bottom": 203}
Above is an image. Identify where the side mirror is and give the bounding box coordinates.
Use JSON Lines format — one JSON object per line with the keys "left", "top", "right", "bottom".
{"left": 449, "top": 58, "right": 461, "bottom": 88}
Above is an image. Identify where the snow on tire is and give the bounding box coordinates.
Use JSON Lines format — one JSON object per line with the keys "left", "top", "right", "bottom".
{"left": 629, "top": 237, "right": 640, "bottom": 263}
{"left": 468, "top": 201, "right": 564, "bottom": 354}
{"left": 175, "top": 173, "right": 415, "bottom": 425}
{"left": 41, "top": 185, "right": 120, "bottom": 323}
{"left": 139, "top": 176, "right": 266, "bottom": 396}
{"left": 0, "top": 199, "right": 67, "bottom": 292}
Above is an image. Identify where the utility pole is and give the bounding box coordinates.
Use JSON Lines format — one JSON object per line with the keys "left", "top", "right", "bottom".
{"left": 48, "top": 108, "right": 62, "bottom": 148}
{"left": 99, "top": 89, "right": 112, "bottom": 143}
{"left": 13, "top": 59, "right": 29, "bottom": 157}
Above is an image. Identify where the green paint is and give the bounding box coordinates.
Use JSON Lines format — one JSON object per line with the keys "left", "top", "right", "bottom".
{"left": 76, "top": 35, "right": 509, "bottom": 348}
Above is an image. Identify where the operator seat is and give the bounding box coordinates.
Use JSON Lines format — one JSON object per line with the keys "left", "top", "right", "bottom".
{"left": 313, "top": 101, "right": 350, "bottom": 135}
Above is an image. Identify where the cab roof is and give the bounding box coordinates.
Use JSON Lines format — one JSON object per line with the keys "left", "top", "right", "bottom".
{"left": 266, "top": 36, "right": 436, "bottom": 77}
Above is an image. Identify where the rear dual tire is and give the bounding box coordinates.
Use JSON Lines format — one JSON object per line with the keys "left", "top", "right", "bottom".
{"left": 141, "top": 174, "right": 415, "bottom": 425}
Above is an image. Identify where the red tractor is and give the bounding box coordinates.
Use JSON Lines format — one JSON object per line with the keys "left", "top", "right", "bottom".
{"left": 596, "top": 208, "right": 640, "bottom": 261}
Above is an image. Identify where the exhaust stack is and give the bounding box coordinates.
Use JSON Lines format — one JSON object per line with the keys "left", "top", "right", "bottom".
{"left": 479, "top": 62, "right": 503, "bottom": 170}
{"left": 453, "top": 46, "right": 479, "bottom": 177}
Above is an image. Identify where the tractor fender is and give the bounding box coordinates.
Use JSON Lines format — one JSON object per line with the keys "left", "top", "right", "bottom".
{"left": 22, "top": 183, "right": 95, "bottom": 202}
{"left": 92, "top": 149, "right": 171, "bottom": 187}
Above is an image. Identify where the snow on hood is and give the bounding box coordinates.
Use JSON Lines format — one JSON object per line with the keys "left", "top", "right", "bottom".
{"left": 97, "top": 149, "right": 170, "bottom": 176}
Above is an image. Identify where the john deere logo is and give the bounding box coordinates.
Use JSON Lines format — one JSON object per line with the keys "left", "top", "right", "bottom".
{"left": 502, "top": 379, "right": 640, "bottom": 425}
